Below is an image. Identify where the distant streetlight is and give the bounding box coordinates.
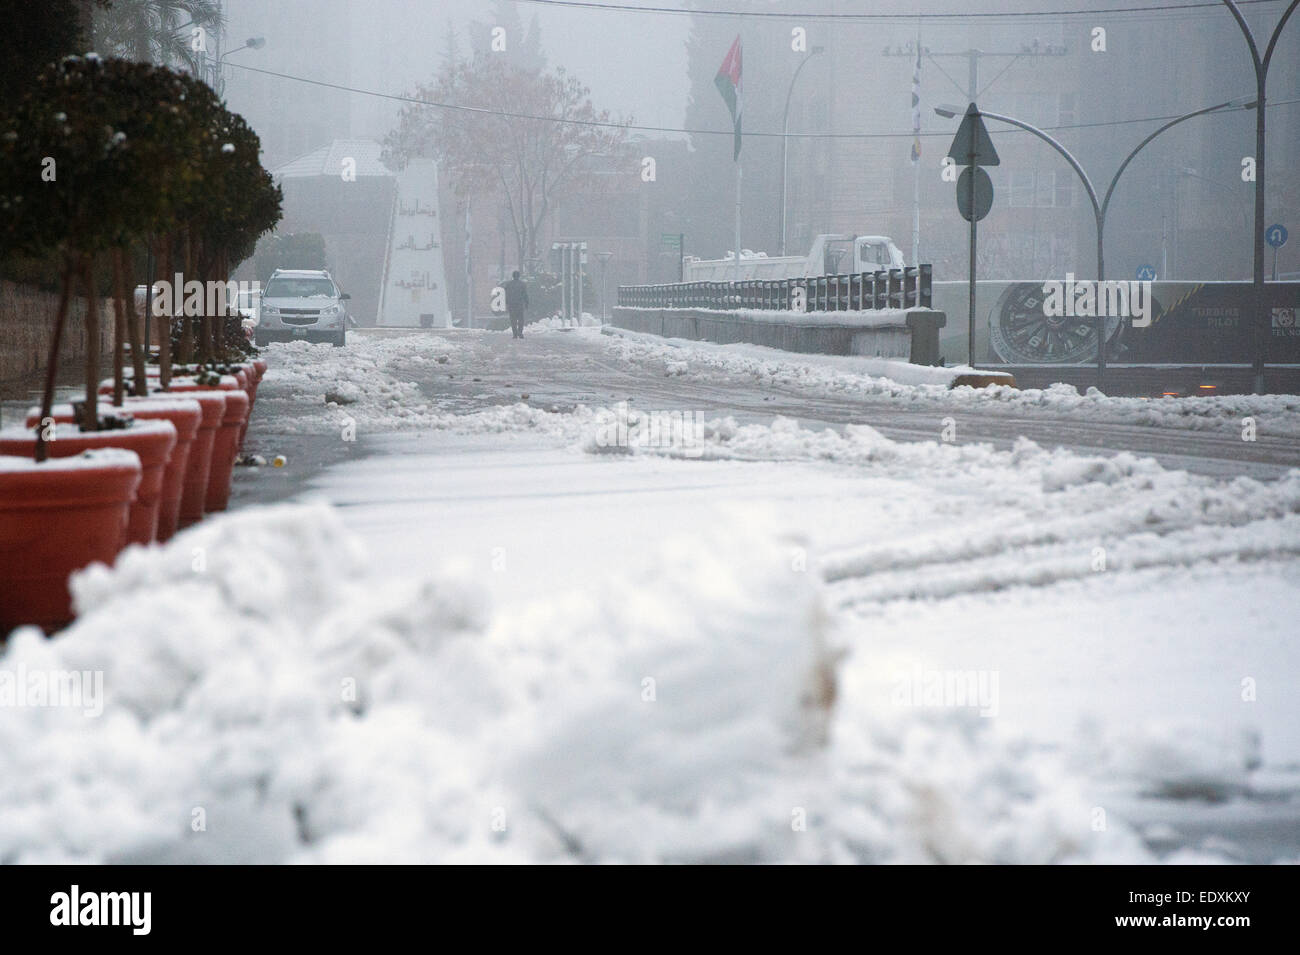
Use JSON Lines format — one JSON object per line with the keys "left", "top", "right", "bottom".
{"left": 217, "top": 37, "right": 267, "bottom": 95}
{"left": 935, "top": 97, "right": 1254, "bottom": 388}
{"left": 779, "top": 45, "right": 824, "bottom": 256}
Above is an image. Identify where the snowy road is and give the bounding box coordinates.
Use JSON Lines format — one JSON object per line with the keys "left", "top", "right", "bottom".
{"left": 265, "top": 327, "right": 1300, "bottom": 480}
{"left": 6, "top": 327, "right": 1298, "bottom": 864}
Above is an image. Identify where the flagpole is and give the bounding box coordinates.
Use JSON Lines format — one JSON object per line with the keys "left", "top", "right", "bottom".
{"left": 734, "top": 154, "right": 742, "bottom": 286}
{"left": 716, "top": 34, "right": 743, "bottom": 289}
{"left": 912, "top": 150, "right": 920, "bottom": 269}
{"left": 912, "top": 22, "right": 922, "bottom": 269}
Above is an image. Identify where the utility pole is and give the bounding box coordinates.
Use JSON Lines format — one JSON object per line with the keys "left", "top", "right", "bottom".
{"left": 464, "top": 196, "right": 472, "bottom": 329}
{"left": 885, "top": 38, "right": 1066, "bottom": 268}
{"left": 885, "top": 40, "right": 1068, "bottom": 114}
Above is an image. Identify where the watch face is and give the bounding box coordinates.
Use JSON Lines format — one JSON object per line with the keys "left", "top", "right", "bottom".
{"left": 989, "top": 282, "right": 1123, "bottom": 364}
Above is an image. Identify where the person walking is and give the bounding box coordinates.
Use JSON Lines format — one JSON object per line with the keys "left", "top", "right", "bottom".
{"left": 503, "top": 270, "right": 529, "bottom": 339}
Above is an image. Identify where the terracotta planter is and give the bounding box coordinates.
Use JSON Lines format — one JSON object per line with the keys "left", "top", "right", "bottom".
{"left": 25, "top": 397, "right": 202, "bottom": 543}
{"left": 231, "top": 363, "right": 257, "bottom": 444}
{"left": 158, "top": 389, "right": 226, "bottom": 528}
{"left": 236, "top": 362, "right": 258, "bottom": 405}
{"left": 204, "top": 389, "right": 249, "bottom": 512}
{"left": 0, "top": 420, "right": 176, "bottom": 547}
{"left": 0, "top": 450, "right": 142, "bottom": 634}
{"left": 164, "top": 380, "right": 248, "bottom": 513}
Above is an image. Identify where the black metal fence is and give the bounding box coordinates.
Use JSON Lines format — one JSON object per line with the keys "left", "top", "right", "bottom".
{"left": 618, "top": 265, "right": 932, "bottom": 311}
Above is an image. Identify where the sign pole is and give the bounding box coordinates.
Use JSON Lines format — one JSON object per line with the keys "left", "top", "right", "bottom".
{"left": 968, "top": 146, "right": 977, "bottom": 367}
{"left": 578, "top": 242, "right": 585, "bottom": 325}
{"left": 947, "top": 104, "right": 998, "bottom": 368}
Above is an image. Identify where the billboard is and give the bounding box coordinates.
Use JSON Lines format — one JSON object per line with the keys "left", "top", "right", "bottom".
{"left": 932, "top": 280, "right": 1300, "bottom": 366}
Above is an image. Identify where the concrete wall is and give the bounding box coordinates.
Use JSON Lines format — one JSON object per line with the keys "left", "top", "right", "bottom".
{"left": 0, "top": 282, "right": 115, "bottom": 387}
{"left": 610, "top": 307, "right": 947, "bottom": 365}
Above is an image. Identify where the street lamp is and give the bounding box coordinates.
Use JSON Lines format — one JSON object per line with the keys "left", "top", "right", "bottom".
{"left": 1219, "top": 0, "right": 1300, "bottom": 393}
{"left": 217, "top": 37, "right": 267, "bottom": 95}
{"left": 779, "top": 45, "right": 824, "bottom": 256}
{"left": 1100, "top": 96, "right": 1256, "bottom": 269}
{"left": 936, "top": 97, "right": 1254, "bottom": 388}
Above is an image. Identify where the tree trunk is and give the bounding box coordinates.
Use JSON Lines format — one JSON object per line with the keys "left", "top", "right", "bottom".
{"left": 124, "top": 244, "right": 148, "bottom": 396}
{"left": 215, "top": 247, "right": 228, "bottom": 359}
{"left": 197, "top": 235, "right": 211, "bottom": 364}
{"left": 159, "top": 235, "right": 173, "bottom": 389}
{"left": 181, "top": 225, "right": 195, "bottom": 366}
{"left": 111, "top": 247, "right": 128, "bottom": 407}
{"left": 82, "top": 253, "right": 100, "bottom": 433}
{"left": 34, "top": 255, "right": 75, "bottom": 463}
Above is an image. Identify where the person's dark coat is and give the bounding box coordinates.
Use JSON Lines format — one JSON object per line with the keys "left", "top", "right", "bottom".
{"left": 503, "top": 278, "right": 529, "bottom": 312}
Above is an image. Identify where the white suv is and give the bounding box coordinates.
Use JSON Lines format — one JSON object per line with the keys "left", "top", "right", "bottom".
{"left": 255, "top": 269, "right": 351, "bottom": 347}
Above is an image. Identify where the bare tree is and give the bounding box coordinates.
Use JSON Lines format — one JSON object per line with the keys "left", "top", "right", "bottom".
{"left": 385, "top": 55, "right": 630, "bottom": 273}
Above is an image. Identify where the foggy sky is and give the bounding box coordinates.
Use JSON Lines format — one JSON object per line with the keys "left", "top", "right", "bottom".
{"left": 223, "top": 0, "right": 692, "bottom": 143}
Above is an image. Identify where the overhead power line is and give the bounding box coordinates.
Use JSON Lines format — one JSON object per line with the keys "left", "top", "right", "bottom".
{"left": 227, "top": 61, "right": 1296, "bottom": 143}
{"left": 511, "top": 0, "right": 1284, "bottom": 21}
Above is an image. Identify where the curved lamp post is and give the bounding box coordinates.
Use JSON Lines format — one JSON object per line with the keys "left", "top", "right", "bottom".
{"left": 937, "top": 98, "right": 1256, "bottom": 387}
{"left": 1220, "top": 0, "right": 1300, "bottom": 393}
{"left": 779, "top": 46, "right": 824, "bottom": 256}
{"left": 217, "top": 37, "right": 266, "bottom": 96}
{"left": 1100, "top": 97, "right": 1257, "bottom": 262}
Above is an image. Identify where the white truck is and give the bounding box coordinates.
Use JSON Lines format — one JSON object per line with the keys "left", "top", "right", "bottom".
{"left": 682, "top": 234, "right": 905, "bottom": 282}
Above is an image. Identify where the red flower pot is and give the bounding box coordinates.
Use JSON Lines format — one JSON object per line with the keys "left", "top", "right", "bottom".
{"left": 205, "top": 389, "right": 249, "bottom": 512}
{"left": 0, "top": 450, "right": 142, "bottom": 634}
{"left": 25, "top": 397, "right": 202, "bottom": 543}
{"left": 0, "top": 420, "right": 176, "bottom": 547}
{"left": 163, "top": 390, "right": 226, "bottom": 528}
{"left": 164, "top": 379, "right": 248, "bottom": 514}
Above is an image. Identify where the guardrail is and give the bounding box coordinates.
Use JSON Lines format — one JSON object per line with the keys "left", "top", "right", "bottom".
{"left": 618, "top": 265, "right": 932, "bottom": 311}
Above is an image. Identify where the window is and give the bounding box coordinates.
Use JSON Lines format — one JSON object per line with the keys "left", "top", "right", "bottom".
{"left": 1059, "top": 92, "right": 1076, "bottom": 127}
{"left": 1054, "top": 171, "right": 1074, "bottom": 208}
{"left": 1008, "top": 170, "right": 1034, "bottom": 208}
{"left": 265, "top": 277, "right": 336, "bottom": 298}
{"left": 1008, "top": 170, "right": 1072, "bottom": 208}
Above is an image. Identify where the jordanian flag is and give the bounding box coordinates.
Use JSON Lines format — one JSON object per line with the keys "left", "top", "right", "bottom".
{"left": 715, "top": 34, "right": 742, "bottom": 160}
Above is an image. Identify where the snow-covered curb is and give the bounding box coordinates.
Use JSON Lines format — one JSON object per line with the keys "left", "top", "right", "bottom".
{"left": 594, "top": 327, "right": 1300, "bottom": 436}
{"left": 614, "top": 304, "right": 930, "bottom": 329}
{"left": 601, "top": 324, "right": 988, "bottom": 388}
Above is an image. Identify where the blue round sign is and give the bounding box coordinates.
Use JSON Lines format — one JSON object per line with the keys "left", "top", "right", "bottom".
{"left": 1266, "top": 224, "right": 1288, "bottom": 248}
{"left": 1136, "top": 264, "right": 1157, "bottom": 281}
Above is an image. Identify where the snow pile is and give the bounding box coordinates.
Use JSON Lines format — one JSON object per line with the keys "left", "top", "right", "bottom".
{"left": 1074, "top": 722, "right": 1262, "bottom": 802}
{"left": 598, "top": 327, "right": 1300, "bottom": 436}
{"left": 0, "top": 501, "right": 1147, "bottom": 863}
{"left": 257, "top": 334, "right": 463, "bottom": 434}
{"left": 529, "top": 312, "right": 602, "bottom": 330}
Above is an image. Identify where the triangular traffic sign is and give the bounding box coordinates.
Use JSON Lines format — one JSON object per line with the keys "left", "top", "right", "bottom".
{"left": 947, "top": 103, "right": 1000, "bottom": 166}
